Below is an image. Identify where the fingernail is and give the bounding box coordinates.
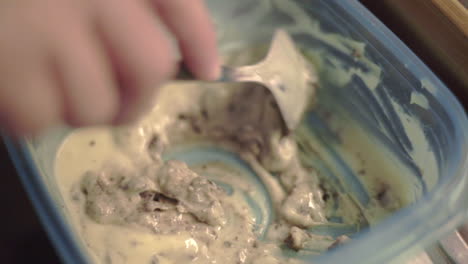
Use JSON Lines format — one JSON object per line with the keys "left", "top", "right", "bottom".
{"left": 201, "top": 53, "right": 221, "bottom": 81}
{"left": 114, "top": 104, "right": 145, "bottom": 125}
{"left": 113, "top": 91, "right": 157, "bottom": 126}
{"left": 209, "top": 64, "right": 221, "bottom": 81}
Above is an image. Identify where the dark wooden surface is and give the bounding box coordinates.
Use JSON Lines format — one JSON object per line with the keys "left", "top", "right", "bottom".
{"left": 360, "top": 0, "right": 468, "bottom": 109}
{"left": 0, "top": 1, "right": 465, "bottom": 263}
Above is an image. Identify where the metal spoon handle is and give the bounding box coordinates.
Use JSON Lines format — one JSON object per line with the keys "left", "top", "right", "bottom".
{"left": 175, "top": 64, "right": 259, "bottom": 83}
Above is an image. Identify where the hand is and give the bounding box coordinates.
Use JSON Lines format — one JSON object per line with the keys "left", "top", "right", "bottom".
{"left": 0, "top": 0, "right": 219, "bottom": 136}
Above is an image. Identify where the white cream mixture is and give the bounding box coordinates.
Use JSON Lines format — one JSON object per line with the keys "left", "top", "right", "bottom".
{"left": 55, "top": 75, "right": 410, "bottom": 264}
{"left": 54, "top": 76, "right": 327, "bottom": 264}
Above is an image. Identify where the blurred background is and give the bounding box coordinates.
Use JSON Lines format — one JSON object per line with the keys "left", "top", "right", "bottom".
{"left": 0, "top": 0, "right": 466, "bottom": 263}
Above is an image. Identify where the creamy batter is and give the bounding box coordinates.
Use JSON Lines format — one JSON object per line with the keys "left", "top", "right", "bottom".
{"left": 55, "top": 76, "right": 329, "bottom": 264}
{"left": 55, "top": 74, "right": 407, "bottom": 264}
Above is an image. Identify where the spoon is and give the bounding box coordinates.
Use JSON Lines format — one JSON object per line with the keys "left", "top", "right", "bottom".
{"left": 176, "top": 29, "right": 317, "bottom": 131}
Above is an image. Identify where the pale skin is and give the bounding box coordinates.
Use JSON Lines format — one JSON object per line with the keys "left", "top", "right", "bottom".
{"left": 0, "top": 0, "right": 220, "bottom": 136}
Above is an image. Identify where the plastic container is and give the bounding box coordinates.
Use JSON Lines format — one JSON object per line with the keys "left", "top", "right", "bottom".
{"left": 4, "top": 0, "right": 468, "bottom": 263}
